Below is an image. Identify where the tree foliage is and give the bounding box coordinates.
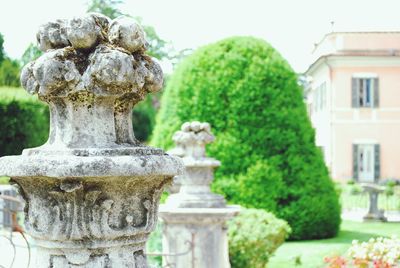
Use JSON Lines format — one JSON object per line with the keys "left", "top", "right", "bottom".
{"left": 0, "top": 33, "right": 4, "bottom": 64}
{"left": 0, "top": 98, "right": 49, "bottom": 156}
{"left": 151, "top": 36, "right": 341, "bottom": 240}
{"left": 21, "top": 43, "right": 43, "bottom": 67}
{"left": 86, "top": 0, "right": 170, "bottom": 60}
{"left": 0, "top": 58, "right": 20, "bottom": 87}
{"left": 87, "top": 0, "right": 123, "bottom": 19}
{"left": 0, "top": 32, "right": 20, "bottom": 87}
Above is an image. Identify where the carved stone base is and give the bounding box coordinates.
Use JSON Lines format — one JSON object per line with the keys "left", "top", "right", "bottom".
{"left": 4, "top": 155, "right": 180, "bottom": 268}
{"left": 159, "top": 206, "right": 240, "bottom": 268}
{"left": 363, "top": 212, "right": 387, "bottom": 222}
{"left": 36, "top": 245, "right": 147, "bottom": 267}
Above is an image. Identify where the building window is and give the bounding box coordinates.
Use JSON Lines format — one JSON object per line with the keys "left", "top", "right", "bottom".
{"left": 313, "top": 82, "right": 327, "bottom": 112}
{"left": 352, "top": 77, "right": 379, "bottom": 108}
{"left": 353, "top": 143, "right": 380, "bottom": 182}
{"left": 320, "top": 82, "right": 326, "bottom": 110}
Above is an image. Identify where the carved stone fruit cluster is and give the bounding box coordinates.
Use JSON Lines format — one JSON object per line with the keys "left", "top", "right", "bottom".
{"left": 172, "top": 122, "right": 215, "bottom": 158}
{"left": 21, "top": 13, "right": 162, "bottom": 100}
{"left": 173, "top": 122, "right": 214, "bottom": 145}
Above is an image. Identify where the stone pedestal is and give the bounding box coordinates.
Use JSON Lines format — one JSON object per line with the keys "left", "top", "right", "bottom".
{"left": 0, "top": 14, "right": 183, "bottom": 267}
{"left": 165, "top": 140, "right": 185, "bottom": 194}
{"left": 361, "top": 183, "right": 387, "bottom": 222}
{"left": 159, "top": 122, "right": 239, "bottom": 268}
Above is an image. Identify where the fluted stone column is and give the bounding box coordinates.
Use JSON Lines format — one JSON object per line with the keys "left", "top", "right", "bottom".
{"left": 159, "top": 122, "right": 240, "bottom": 268}
{"left": 0, "top": 14, "right": 183, "bottom": 267}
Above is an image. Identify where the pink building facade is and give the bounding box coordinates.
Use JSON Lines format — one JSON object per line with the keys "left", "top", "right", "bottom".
{"left": 305, "top": 32, "right": 400, "bottom": 182}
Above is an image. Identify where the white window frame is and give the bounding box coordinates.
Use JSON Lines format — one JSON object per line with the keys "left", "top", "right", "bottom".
{"left": 313, "top": 82, "right": 327, "bottom": 112}
{"left": 352, "top": 73, "right": 378, "bottom": 108}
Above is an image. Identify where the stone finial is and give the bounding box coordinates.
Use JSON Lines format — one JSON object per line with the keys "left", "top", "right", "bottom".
{"left": 159, "top": 122, "right": 240, "bottom": 268}
{"left": 0, "top": 14, "right": 183, "bottom": 268}
{"left": 172, "top": 121, "right": 214, "bottom": 158}
{"left": 165, "top": 121, "right": 224, "bottom": 208}
{"left": 20, "top": 14, "right": 164, "bottom": 154}
{"left": 23, "top": 13, "right": 161, "bottom": 99}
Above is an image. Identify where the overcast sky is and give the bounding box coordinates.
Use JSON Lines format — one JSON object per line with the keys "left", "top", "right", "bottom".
{"left": 1, "top": 0, "right": 400, "bottom": 73}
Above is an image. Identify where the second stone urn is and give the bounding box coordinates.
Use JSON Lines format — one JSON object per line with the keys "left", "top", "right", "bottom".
{"left": 165, "top": 121, "right": 226, "bottom": 208}
{"left": 159, "top": 122, "right": 240, "bottom": 268}
{"left": 0, "top": 13, "right": 183, "bottom": 267}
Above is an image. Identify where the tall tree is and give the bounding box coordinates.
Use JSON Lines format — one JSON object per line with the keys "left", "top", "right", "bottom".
{"left": 86, "top": 0, "right": 172, "bottom": 61}
{"left": 152, "top": 37, "right": 341, "bottom": 240}
{"left": 87, "top": 0, "right": 123, "bottom": 19}
{"left": 0, "top": 33, "right": 5, "bottom": 64}
{"left": 0, "top": 58, "right": 20, "bottom": 87}
{"left": 21, "top": 43, "right": 43, "bottom": 67}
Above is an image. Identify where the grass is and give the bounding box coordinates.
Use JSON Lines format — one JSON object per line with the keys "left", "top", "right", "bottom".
{"left": 0, "top": 86, "right": 38, "bottom": 101}
{"left": 340, "top": 184, "right": 400, "bottom": 211}
{"left": 0, "top": 177, "right": 9, "bottom": 184}
{"left": 268, "top": 220, "right": 400, "bottom": 268}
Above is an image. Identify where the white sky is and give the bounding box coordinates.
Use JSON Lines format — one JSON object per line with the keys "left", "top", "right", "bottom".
{"left": 1, "top": 0, "right": 400, "bottom": 73}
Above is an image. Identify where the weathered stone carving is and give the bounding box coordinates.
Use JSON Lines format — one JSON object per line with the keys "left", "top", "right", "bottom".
{"left": 361, "top": 183, "right": 387, "bottom": 222}
{"left": 159, "top": 122, "right": 239, "bottom": 268}
{"left": 164, "top": 121, "right": 225, "bottom": 208}
{"left": 0, "top": 13, "right": 183, "bottom": 267}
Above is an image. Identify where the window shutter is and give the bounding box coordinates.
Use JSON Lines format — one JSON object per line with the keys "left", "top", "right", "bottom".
{"left": 373, "top": 78, "right": 379, "bottom": 108}
{"left": 352, "top": 78, "right": 358, "bottom": 108}
{"left": 374, "top": 144, "right": 380, "bottom": 181}
{"left": 353, "top": 144, "right": 359, "bottom": 180}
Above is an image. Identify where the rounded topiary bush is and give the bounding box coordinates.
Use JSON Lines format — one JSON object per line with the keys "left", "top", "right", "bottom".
{"left": 228, "top": 208, "right": 291, "bottom": 268}
{"left": 0, "top": 99, "right": 49, "bottom": 156}
{"left": 151, "top": 36, "right": 341, "bottom": 240}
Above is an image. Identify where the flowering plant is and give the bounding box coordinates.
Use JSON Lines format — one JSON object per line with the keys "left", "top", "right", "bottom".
{"left": 349, "top": 236, "right": 400, "bottom": 268}
{"left": 324, "top": 256, "right": 347, "bottom": 268}
{"left": 324, "top": 236, "right": 400, "bottom": 268}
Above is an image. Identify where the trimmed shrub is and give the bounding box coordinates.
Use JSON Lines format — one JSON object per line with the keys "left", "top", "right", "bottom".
{"left": 0, "top": 87, "right": 157, "bottom": 155}
{"left": 228, "top": 208, "right": 291, "bottom": 268}
{"left": 132, "top": 92, "right": 161, "bottom": 142}
{"left": 146, "top": 222, "right": 162, "bottom": 267}
{"left": 151, "top": 36, "right": 341, "bottom": 240}
{"left": 0, "top": 59, "right": 20, "bottom": 87}
{"left": 0, "top": 96, "right": 49, "bottom": 156}
{"left": 213, "top": 159, "right": 283, "bottom": 212}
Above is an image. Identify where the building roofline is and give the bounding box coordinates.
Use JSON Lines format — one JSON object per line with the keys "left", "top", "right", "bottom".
{"left": 312, "top": 31, "right": 400, "bottom": 53}
{"left": 305, "top": 53, "right": 400, "bottom": 75}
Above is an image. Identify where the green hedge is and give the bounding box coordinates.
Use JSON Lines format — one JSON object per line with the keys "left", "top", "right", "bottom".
{"left": 145, "top": 209, "right": 290, "bottom": 268}
{"left": 151, "top": 36, "right": 341, "bottom": 240}
{"left": 0, "top": 59, "right": 20, "bottom": 87}
{"left": 228, "top": 208, "right": 291, "bottom": 268}
{"left": 132, "top": 93, "right": 161, "bottom": 142}
{"left": 0, "top": 90, "right": 49, "bottom": 156}
{"left": 0, "top": 87, "right": 157, "bottom": 154}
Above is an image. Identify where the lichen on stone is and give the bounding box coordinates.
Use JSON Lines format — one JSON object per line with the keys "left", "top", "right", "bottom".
{"left": 21, "top": 14, "right": 163, "bottom": 104}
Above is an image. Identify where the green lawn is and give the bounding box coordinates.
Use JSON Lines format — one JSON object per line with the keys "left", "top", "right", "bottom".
{"left": 0, "top": 86, "right": 37, "bottom": 101}
{"left": 0, "top": 176, "right": 9, "bottom": 184}
{"left": 268, "top": 220, "right": 400, "bottom": 268}
{"left": 340, "top": 183, "right": 400, "bottom": 211}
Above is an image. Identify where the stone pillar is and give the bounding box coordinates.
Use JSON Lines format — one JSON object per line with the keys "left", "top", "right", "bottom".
{"left": 165, "top": 137, "right": 185, "bottom": 194}
{"left": 0, "top": 14, "right": 183, "bottom": 267}
{"left": 361, "top": 183, "right": 387, "bottom": 222}
{"left": 159, "top": 122, "right": 239, "bottom": 268}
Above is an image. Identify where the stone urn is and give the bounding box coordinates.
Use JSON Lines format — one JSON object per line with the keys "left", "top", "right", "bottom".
{"left": 0, "top": 14, "right": 183, "bottom": 267}
{"left": 361, "top": 183, "right": 387, "bottom": 222}
{"left": 159, "top": 122, "right": 240, "bottom": 268}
